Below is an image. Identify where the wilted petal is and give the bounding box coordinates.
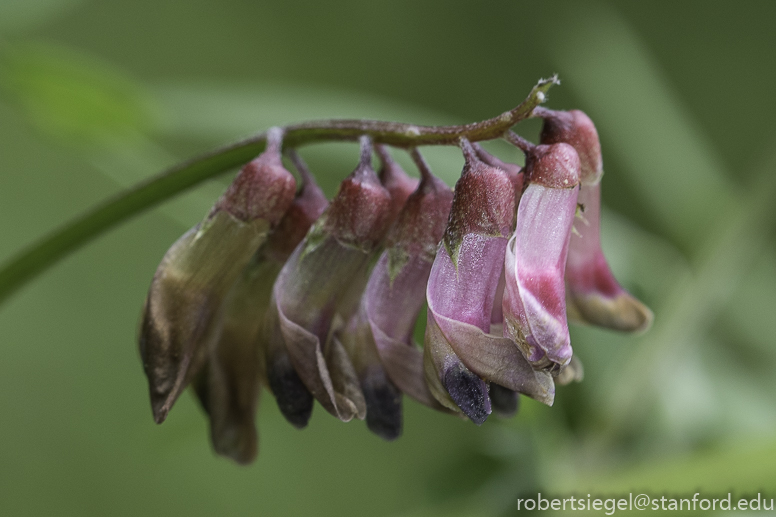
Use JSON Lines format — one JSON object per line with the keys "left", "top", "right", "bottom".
{"left": 556, "top": 354, "right": 584, "bottom": 386}
{"left": 140, "top": 129, "right": 297, "bottom": 424}
{"left": 192, "top": 256, "right": 280, "bottom": 465}
{"left": 141, "top": 213, "right": 275, "bottom": 424}
{"left": 503, "top": 143, "right": 580, "bottom": 371}
{"left": 194, "top": 159, "right": 328, "bottom": 460}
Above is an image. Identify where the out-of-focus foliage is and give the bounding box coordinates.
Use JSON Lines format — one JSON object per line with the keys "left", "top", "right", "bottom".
{"left": 1, "top": 1, "right": 775, "bottom": 516}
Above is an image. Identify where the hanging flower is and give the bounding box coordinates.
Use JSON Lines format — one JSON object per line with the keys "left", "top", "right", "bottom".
{"left": 538, "top": 109, "right": 652, "bottom": 332}
{"left": 425, "top": 139, "right": 555, "bottom": 424}
{"left": 339, "top": 149, "right": 454, "bottom": 439}
{"left": 193, "top": 151, "right": 327, "bottom": 463}
{"left": 503, "top": 141, "right": 581, "bottom": 371}
{"left": 139, "top": 127, "right": 296, "bottom": 424}
{"left": 265, "top": 136, "right": 392, "bottom": 424}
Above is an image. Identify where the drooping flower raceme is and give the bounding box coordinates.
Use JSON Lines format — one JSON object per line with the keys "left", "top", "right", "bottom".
{"left": 503, "top": 142, "right": 581, "bottom": 371}
{"left": 538, "top": 109, "right": 653, "bottom": 332}
{"left": 425, "top": 139, "right": 555, "bottom": 424}
{"left": 139, "top": 127, "right": 296, "bottom": 424}
{"left": 129, "top": 85, "right": 653, "bottom": 464}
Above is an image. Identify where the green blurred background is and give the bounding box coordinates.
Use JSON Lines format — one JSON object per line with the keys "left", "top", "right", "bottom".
{"left": 1, "top": 1, "right": 775, "bottom": 515}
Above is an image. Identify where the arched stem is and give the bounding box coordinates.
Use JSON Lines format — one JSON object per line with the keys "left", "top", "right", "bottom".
{"left": 0, "top": 76, "right": 558, "bottom": 306}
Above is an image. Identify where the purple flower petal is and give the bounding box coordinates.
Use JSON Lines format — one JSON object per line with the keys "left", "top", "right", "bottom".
{"left": 269, "top": 137, "right": 392, "bottom": 422}
{"left": 538, "top": 110, "right": 652, "bottom": 332}
{"left": 363, "top": 167, "right": 454, "bottom": 412}
{"left": 503, "top": 143, "right": 580, "bottom": 371}
{"left": 565, "top": 184, "right": 654, "bottom": 332}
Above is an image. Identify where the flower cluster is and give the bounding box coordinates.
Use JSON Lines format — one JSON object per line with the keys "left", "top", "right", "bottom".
{"left": 139, "top": 108, "right": 652, "bottom": 464}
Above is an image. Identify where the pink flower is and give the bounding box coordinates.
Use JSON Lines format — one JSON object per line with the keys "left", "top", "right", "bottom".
{"left": 425, "top": 139, "right": 555, "bottom": 424}
{"left": 503, "top": 142, "right": 580, "bottom": 371}
{"left": 539, "top": 109, "right": 653, "bottom": 332}
{"left": 345, "top": 150, "right": 454, "bottom": 438}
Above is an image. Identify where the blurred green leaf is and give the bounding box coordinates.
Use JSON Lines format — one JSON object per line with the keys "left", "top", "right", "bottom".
{"left": 0, "top": 42, "right": 158, "bottom": 144}
{"left": 0, "top": 0, "right": 82, "bottom": 33}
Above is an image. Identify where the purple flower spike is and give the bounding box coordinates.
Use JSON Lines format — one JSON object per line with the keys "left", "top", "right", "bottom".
{"left": 140, "top": 127, "right": 296, "bottom": 424}
{"left": 539, "top": 109, "right": 653, "bottom": 332}
{"left": 193, "top": 152, "right": 328, "bottom": 461}
{"left": 424, "top": 140, "right": 555, "bottom": 423}
{"left": 268, "top": 136, "right": 392, "bottom": 422}
{"left": 503, "top": 143, "right": 581, "bottom": 372}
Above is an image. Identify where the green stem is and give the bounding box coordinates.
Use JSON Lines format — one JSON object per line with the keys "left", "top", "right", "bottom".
{"left": 0, "top": 76, "right": 557, "bottom": 307}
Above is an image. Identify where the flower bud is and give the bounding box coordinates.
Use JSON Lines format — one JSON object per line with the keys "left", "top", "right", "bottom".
{"left": 194, "top": 156, "right": 327, "bottom": 461}
{"left": 267, "top": 136, "right": 393, "bottom": 422}
{"left": 538, "top": 110, "right": 653, "bottom": 332}
{"left": 425, "top": 140, "right": 555, "bottom": 423}
{"left": 139, "top": 128, "right": 296, "bottom": 424}
{"left": 503, "top": 143, "right": 580, "bottom": 371}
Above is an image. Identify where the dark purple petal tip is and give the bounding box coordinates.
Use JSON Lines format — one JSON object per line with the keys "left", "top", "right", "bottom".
{"left": 443, "top": 362, "right": 491, "bottom": 425}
